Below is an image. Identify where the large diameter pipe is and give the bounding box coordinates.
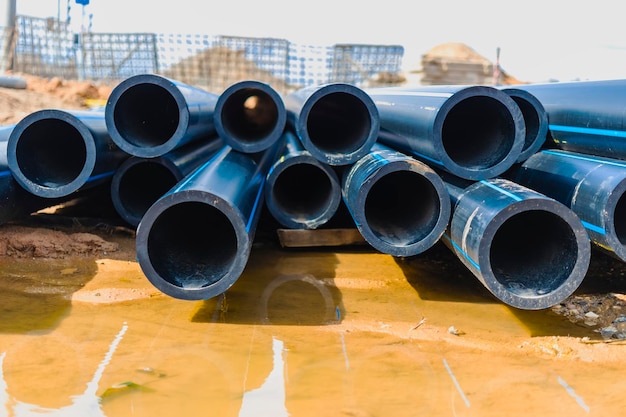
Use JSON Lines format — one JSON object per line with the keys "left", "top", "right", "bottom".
{"left": 498, "top": 87, "right": 548, "bottom": 163}
{"left": 342, "top": 143, "right": 450, "bottom": 257}
{"left": 515, "top": 79, "right": 626, "bottom": 160}
{"left": 284, "top": 83, "right": 379, "bottom": 166}
{"left": 442, "top": 177, "right": 590, "bottom": 310}
{"left": 366, "top": 85, "right": 525, "bottom": 180}
{"left": 105, "top": 74, "right": 219, "bottom": 158}
{"left": 513, "top": 149, "right": 626, "bottom": 262}
{"left": 265, "top": 130, "right": 341, "bottom": 229}
{"left": 136, "top": 142, "right": 284, "bottom": 300}
{"left": 111, "top": 137, "right": 224, "bottom": 227}
{"left": 7, "top": 109, "right": 128, "bottom": 198}
{"left": 214, "top": 80, "right": 286, "bottom": 153}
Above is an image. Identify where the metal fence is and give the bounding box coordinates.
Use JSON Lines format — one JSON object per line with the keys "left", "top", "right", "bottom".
{"left": 1, "top": 15, "right": 405, "bottom": 94}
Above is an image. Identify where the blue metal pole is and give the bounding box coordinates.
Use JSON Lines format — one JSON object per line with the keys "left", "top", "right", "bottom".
{"left": 111, "top": 136, "right": 224, "bottom": 227}
{"left": 105, "top": 74, "right": 219, "bottom": 158}
{"left": 342, "top": 142, "right": 450, "bottom": 257}
{"left": 442, "top": 176, "right": 590, "bottom": 310}
{"left": 515, "top": 79, "right": 626, "bottom": 160}
{"left": 513, "top": 149, "right": 626, "bottom": 262}
{"left": 214, "top": 80, "right": 286, "bottom": 153}
{"left": 135, "top": 141, "right": 284, "bottom": 300}
{"left": 366, "top": 85, "right": 525, "bottom": 180}
{"left": 7, "top": 109, "right": 128, "bottom": 198}
{"left": 285, "top": 83, "right": 379, "bottom": 166}
{"left": 265, "top": 130, "right": 341, "bottom": 229}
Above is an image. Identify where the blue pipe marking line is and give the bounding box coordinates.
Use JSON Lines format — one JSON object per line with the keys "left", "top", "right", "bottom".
{"left": 550, "top": 124, "right": 626, "bottom": 139}
{"left": 580, "top": 220, "right": 606, "bottom": 236}
{"left": 86, "top": 170, "right": 115, "bottom": 183}
{"left": 557, "top": 376, "right": 590, "bottom": 413}
{"left": 246, "top": 176, "right": 266, "bottom": 234}
{"left": 542, "top": 149, "right": 626, "bottom": 169}
{"left": 479, "top": 180, "right": 523, "bottom": 202}
{"left": 442, "top": 234, "right": 480, "bottom": 271}
{"left": 406, "top": 149, "right": 444, "bottom": 167}
{"left": 443, "top": 358, "right": 471, "bottom": 408}
{"left": 0, "top": 170, "right": 11, "bottom": 178}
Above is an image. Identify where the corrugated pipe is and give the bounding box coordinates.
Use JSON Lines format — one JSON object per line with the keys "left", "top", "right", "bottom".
{"left": 111, "top": 137, "right": 224, "bottom": 227}
{"left": 7, "top": 109, "right": 128, "bottom": 198}
{"left": 135, "top": 141, "right": 284, "bottom": 300}
{"left": 265, "top": 130, "right": 341, "bottom": 229}
{"left": 366, "top": 85, "right": 525, "bottom": 180}
{"left": 214, "top": 80, "right": 286, "bottom": 153}
{"left": 105, "top": 74, "right": 219, "bottom": 158}
{"left": 441, "top": 175, "right": 590, "bottom": 310}
{"left": 285, "top": 83, "right": 379, "bottom": 166}
{"left": 342, "top": 142, "right": 450, "bottom": 257}
{"left": 512, "top": 149, "right": 626, "bottom": 262}
{"left": 515, "top": 79, "right": 626, "bottom": 160}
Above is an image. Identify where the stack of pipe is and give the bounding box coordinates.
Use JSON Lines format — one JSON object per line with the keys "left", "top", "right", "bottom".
{"left": 3, "top": 73, "right": 626, "bottom": 311}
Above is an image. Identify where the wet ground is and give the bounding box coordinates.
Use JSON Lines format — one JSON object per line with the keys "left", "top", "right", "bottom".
{"left": 0, "top": 210, "right": 625, "bottom": 417}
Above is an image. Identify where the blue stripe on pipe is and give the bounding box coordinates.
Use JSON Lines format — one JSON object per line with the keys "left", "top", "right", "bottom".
{"left": 246, "top": 177, "right": 266, "bottom": 234}
{"left": 550, "top": 124, "right": 626, "bottom": 139}
{"left": 479, "top": 180, "right": 523, "bottom": 202}
{"left": 0, "top": 170, "right": 11, "bottom": 178}
{"left": 542, "top": 149, "right": 626, "bottom": 168}
{"left": 86, "top": 170, "right": 115, "bottom": 183}
{"left": 406, "top": 150, "right": 444, "bottom": 167}
{"left": 580, "top": 220, "right": 606, "bottom": 235}
{"left": 442, "top": 233, "right": 480, "bottom": 271}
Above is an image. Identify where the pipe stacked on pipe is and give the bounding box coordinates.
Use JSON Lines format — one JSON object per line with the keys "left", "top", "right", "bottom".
{"left": 5, "top": 74, "right": 626, "bottom": 311}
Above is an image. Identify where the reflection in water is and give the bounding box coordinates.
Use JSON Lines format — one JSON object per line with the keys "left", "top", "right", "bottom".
{"left": 0, "top": 322, "right": 128, "bottom": 416}
{"left": 239, "top": 337, "right": 289, "bottom": 417}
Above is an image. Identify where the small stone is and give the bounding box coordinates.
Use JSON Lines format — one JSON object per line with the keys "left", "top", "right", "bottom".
{"left": 584, "top": 311, "right": 599, "bottom": 319}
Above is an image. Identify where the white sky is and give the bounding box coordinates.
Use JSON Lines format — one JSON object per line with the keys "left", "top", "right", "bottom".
{"left": 13, "top": 0, "right": 626, "bottom": 83}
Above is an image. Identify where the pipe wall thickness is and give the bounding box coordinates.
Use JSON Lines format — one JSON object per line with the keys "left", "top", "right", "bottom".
{"left": 265, "top": 130, "right": 341, "bottom": 229}
{"left": 514, "top": 149, "right": 626, "bottom": 262}
{"left": 7, "top": 109, "right": 128, "bottom": 198}
{"left": 105, "top": 74, "right": 219, "bottom": 158}
{"left": 342, "top": 143, "right": 450, "bottom": 257}
{"left": 516, "top": 79, "right": 626, "bottom": 160}
{"left": 111, "top": 137, "right": 224, "bottom": 227}
{"left": 214, "top": 80, "right": 286, "bottom": 153}
{"left": 136, "top": 142, "right": 284, "bottom": 300}
{"left": 443, "top": 177, "right": 590, "bottom": 310}
{"left": 285, "top": 83, "right": 379, "bottom": 166}
{"left": 367, "top": 85, "right": 525, "bottom": 180}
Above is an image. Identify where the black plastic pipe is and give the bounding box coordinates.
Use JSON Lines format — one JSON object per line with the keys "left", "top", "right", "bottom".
{"left": 284, "top": 83, "right": 379, "bottom": 166}
{"left": 516, "top": 79, "right": 626, "bottom": 160}
{"left": 111, "top": 137, "right": 224, "bottom": 227}
{"left": 7, "top": 109, "right": 128, "bottom": 198}
{"left": 342, "top": 143, "right": 450, "bottom": 257}
{"left": 498, "top": 87, "right": 548, "bottom": 163}
{"left": 136, "top": 142, "right": 284, "bottom": 300}
{"left": 105, "top": 74, "right": 219, "bottom": 158}
{"left": 366, "top": 85, "right": 525, "bottom": 180}
{"left": 442, "top": 176, "right": 590, "bottom": 310}
{"left": 214, "top": 80, "right": 286, "bottom": 153}
{"left": 513, "top": 149, "right": 626, "bottom": 262}
{"left": 265, "top": 130, "right": 341, "bottom": 229}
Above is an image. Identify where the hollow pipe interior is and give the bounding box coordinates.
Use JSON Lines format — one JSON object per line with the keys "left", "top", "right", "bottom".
{"left": 112, "top": 83, "right": 180, "bottom": 148}
{"left": 364, "top": 170, "right": 441, "bottom": 246}
{"left": 220, "top": 88, "right": 279, "bottom": 144}
{"left": 147, "top": 201, "right": 237, "bottom": 289}
{"left": 271, "top": 163, "right": 334, "bottom": 220}
{"left": 15, "top": 118, "right": 86, "bottom": 187}
{"left": 489, "top": 210, "right": 578, "bottom": 296}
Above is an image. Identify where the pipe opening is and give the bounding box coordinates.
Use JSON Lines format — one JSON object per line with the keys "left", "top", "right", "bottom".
{"left": 613, "top": 192, "right": 626, "bottom": 245}
{"left": 271, "top": 163, "right": 334, "bottom": 221}
{"left": 15, "top": 118, "right": 86, "bottom": 187}
{"left": 147, "top": 201, "right": 238, "bottom": 289}
{"left": 221, "top": 89, "right": 279, "bottom": 143}
{"left": 118, "top": 162, "right": 178, "bottom": 220}
{"left": 442, "top": 96, "right": 516, "bottom": 169}
{"left": 490, "top": 210, "right": 578, "bottom": 297}
{"left": 364, "top": 171, "right": 441, "bottom": 245}
{"left": 306, "top": 92, "right": 372, "bottom": 154}
{"left": 113, "top": 83, "right": 180, "bottom": 147}
{"left": 510, "top": 96, "right": 540, "bottom": 153}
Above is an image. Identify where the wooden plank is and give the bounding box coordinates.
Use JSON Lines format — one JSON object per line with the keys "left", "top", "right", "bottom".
{"left": 276, "top": 228, "right": 367, "bottom": 248}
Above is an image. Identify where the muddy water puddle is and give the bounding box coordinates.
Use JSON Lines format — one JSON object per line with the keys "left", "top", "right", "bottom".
{"left": 0, "top": 245, "right": 624, "bottom": 416}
